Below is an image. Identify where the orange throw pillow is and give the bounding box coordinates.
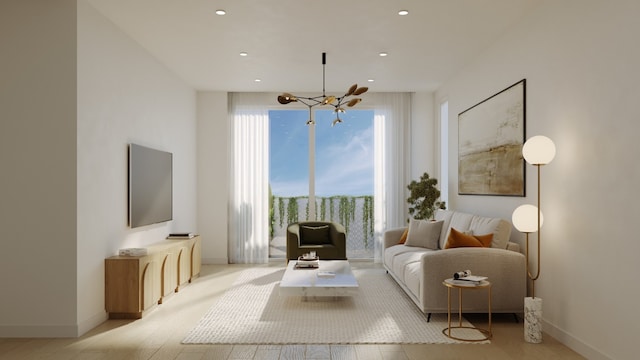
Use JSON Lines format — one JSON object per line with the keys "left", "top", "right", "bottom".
{"left": 398, "top": 228, "right": 409, "bottom": 244}
{"left": 445, "top": 228, "right": 493, "bottom": 249}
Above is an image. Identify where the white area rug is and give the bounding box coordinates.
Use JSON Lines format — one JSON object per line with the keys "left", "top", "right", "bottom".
{"left": 182, "top": 266, "right": 489, "bottom": 344}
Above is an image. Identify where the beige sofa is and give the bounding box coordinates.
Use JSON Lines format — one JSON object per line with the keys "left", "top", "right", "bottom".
{"left": 383, "top": 209, "right": 526, "bottom": 319}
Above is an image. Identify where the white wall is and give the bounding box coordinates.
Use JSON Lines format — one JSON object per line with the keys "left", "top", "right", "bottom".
{"left": 197, "top": 92, "right": 229, "bottom": 264}
{"left": 0, "top": 0, "right": 78, "bottom": 337}
{"left": 410, "top": 92, "right": 436, "bottom": 180}
{"left": 0, "top": 0, "right": 197, "bottom": 337}
{"left": 436, "top": 1, "right": 640, "bottom": 359}
{"left": 76, "top": 0, "right": 197, "bottom": 335}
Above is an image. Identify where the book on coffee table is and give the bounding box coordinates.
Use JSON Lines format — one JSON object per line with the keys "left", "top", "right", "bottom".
{"left": 295, "top": 256, "right": 319, "bottom": 269}
{"left": 317, "top": 271, "right": 336, "bottom": 278}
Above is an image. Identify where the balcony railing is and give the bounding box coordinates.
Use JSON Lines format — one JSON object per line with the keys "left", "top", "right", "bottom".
{"left": 269, "top": 195, "right": 374, "bottom": 259}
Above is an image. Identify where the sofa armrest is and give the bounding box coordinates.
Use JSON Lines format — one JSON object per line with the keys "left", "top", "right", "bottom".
{"left": 383, "top": 227, "right": 407, "bottom": 249}
{"left": 420, "top": 247, "right": 526, "bottom": 312}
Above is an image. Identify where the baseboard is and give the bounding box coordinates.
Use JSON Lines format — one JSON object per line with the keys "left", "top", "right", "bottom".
{"left": 543, "top": 319, "right": 612, "bottom": 360}
{"left": 0, "top": 311, "right": 108, "bottom": 338}
{"left": 202, "top": 257, "right": 228, "bottom": 264}
{"left": 0, "top": 324, "right": 78, "bottom": 338}
{"left": 77, "top": 311, "right": 108, "bottom": 337}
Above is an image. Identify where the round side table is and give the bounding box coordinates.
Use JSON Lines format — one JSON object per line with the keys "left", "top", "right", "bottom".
{"left": 442, "top": 278, "right": 492, "bottom": 341}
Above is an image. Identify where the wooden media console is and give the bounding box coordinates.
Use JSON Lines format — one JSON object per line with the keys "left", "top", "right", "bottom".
{"left": 105, "top": 236, "right": 201, "bottom": 319}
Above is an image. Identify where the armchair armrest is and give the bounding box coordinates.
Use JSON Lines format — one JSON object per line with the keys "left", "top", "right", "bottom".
{"left": 328, "top": 223, "right": 347, "bottom": 258}
{"left": 329, "top": 222, "right": 346, "bottom": 245}
{"left": 286, "top": 224, "right": 300, "bottom": 260}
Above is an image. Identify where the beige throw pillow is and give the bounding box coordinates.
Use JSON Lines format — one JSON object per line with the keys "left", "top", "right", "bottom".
{"left": 405, "top": 219, "right": 443, "bottom": 250}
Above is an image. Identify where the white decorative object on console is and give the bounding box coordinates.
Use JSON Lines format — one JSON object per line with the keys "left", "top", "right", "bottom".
{"left": 118, "top": 248, "right": 148, "bottom": 256}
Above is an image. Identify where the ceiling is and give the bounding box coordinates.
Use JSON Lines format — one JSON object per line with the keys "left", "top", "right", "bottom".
{"left": 87, "top": 0, "right": 540, "bottom": 93}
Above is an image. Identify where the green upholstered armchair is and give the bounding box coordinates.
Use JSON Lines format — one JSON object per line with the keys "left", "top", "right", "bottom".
{"left": 286, "top": 221, "right": 347, "bottom": 261}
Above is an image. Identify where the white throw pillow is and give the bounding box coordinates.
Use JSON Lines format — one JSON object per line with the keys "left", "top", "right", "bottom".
{"left": 405, "top": 219, "right": 444, "bottom": 250}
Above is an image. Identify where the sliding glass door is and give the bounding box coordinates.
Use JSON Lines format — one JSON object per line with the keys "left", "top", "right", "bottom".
{"left": 269, "top": 109, "right": 374, "bottom": 259}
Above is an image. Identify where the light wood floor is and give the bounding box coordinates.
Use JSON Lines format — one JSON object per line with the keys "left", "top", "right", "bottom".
{"left": 0, "top": 263, "right": 584, "bottom": 360}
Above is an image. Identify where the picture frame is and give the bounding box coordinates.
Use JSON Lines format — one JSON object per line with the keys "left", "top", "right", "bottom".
{"left": 458, "top": 79, "right": 526, "bottom": 196}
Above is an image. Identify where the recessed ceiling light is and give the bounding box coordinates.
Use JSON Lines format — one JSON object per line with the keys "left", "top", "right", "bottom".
{"left": 368, "top": 79, "right": 375, "bottom": 82}
{"left": 379, "top": 52, "right": 388, "bottom": 57}
{"left": 239, "top": 52, "right": 248, "bottom": 57}
{"left": 215, "top": 9, "right": 226, "bottom": 15}
{"left": 398, "top": 10, "right": 409, "bottom": 16}
{"left": 254, "top": 79, "right": 261, "bottom": 82}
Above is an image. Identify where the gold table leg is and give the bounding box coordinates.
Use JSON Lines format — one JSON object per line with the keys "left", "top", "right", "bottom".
{"left": 447, "top": 286, "right": 451, "bottom": 337}
{"left": 442, "top": 281, "right": 493, "bottom": 342}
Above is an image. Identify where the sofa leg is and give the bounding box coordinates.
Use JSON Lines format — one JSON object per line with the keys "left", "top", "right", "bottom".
{"left": 427, "top": 313, "right": 431, "bottom": 322}
{"left": 513, "top": 313, "right": 520, "bottom": 323}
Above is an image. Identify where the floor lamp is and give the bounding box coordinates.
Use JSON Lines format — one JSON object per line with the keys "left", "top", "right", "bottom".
{"left": 512, "top": 135, "right": 555, "bottom": 343}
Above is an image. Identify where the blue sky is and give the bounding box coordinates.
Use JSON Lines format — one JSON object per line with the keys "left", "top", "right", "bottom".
{"left": 269, "top": 109, "right": 374, "bottom": 197}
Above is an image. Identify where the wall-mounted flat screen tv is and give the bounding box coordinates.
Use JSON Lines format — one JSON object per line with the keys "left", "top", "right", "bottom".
{"left": 128, "top": 143, "right": 173, "bottom": 228}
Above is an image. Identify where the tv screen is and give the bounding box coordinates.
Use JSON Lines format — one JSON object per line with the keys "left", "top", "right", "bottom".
{"left": 128, "top": 143, "right": 173, "bottom": 228}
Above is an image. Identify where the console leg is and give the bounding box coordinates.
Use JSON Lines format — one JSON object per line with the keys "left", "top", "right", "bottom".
{"left": 427, "top": 313, "right": 431, "bottom": 322}
{"left": 513, "top": 313, "right": 519, "bottom": 323}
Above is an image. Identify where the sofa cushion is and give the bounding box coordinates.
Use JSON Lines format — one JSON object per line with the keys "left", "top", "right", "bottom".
{"left": 391, "top": 249, "right": 430, "bottom": 283}
{"left": 444, "top": 227, "right": 493, "bottom": 248}
{"left": 434, "top": 210, "right": 454, "bottom": 247}
{"left": 383, "top": 244, "right": 425, "bottom": 272}
{"left": 435, "top": 210, "right": 512, "bottom": 250}
{"left": 439, "top": 212, "right": 474, "bottom": 249}
{"left": 299, "top": 225, "right": 330, "bottom": 245}
{"left": 469, "top": 216, "right": 512, "bottom": 249}
{"left": 405, "top": 219, "right": 443, "bottom": 250}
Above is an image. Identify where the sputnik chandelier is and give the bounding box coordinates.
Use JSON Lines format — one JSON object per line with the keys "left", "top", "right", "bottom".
{"left": 277, "top": 52, "right": 369, "bottom": 126}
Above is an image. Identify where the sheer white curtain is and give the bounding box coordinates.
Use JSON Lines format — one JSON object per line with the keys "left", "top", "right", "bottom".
{"left": 371, "top": 93, "right": 411, "bottom": 262}
{"left": 228, "top": 93, "right": 270, "bottom": 263}
{"left": 227, "top": 92, "right": 410, "bottom": 263}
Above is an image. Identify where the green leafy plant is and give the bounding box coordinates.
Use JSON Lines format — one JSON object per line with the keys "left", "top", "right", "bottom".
{"left": 406, "top": 172, "right": 446, "bottom": 221}
{"left": 278, "top": 197, "right": 285, "bottom": 228}
{"left": 270, "top": 194, "right": 375, "bottom": 247}
{"left": 287, "top": 197, "right": 299, "bottom": 224}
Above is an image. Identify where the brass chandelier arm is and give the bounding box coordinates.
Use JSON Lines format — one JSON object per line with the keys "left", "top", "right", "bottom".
{"left": 276, "top": 52, "right": 368, "bottom": 125}
{"left": 293, "top": 97, "right": 321, "bottom": 108}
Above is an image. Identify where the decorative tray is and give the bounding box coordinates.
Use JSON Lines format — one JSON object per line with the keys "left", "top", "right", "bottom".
{"left": 298, "top": 256, "right": 319, "bottom": 261}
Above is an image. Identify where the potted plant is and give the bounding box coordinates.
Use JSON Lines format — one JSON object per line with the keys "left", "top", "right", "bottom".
{"left": 406, "top": 172, "right": 446, "bottom": 221}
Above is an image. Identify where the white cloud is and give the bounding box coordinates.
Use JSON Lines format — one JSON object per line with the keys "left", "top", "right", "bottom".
{"left": 315, "top": 125, "right": 374, "bottom": 196}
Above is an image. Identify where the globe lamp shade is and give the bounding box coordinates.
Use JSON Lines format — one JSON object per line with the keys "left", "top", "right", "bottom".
{"left": 523, "top": 136, "right": 556, "bottom": 165}
{"left": 512, "top": 204, "right": 544, "bottom": 233}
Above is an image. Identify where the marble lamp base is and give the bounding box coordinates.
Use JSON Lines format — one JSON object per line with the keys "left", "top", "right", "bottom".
{"left": 524, "top": 297, "right": 543, "bottom": 343}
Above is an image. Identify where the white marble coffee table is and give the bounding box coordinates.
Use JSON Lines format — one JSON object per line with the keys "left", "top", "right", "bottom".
{"left": 279, "top": 260, "right": 359, "bottom": 299}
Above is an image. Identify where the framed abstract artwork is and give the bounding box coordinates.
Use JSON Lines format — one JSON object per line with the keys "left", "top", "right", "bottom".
{"left": 458, "top": 79, "right": 526, "bottom": 196}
